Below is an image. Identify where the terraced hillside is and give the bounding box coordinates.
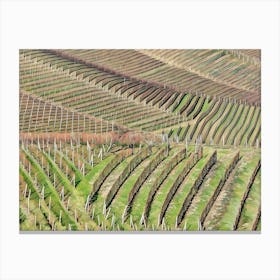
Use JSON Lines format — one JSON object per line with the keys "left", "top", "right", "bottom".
{"left": 19, "top": 49, "right": 261, "bottom": 231}
{"left": 20, "top": 50, "right": 261, "bottom": 147}
{"left": 19, "top": 142, "right": 260, "bottom": 231}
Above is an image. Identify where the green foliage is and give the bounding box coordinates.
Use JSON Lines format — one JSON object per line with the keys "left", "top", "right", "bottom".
{"left": 19, "top": 143, "right": 260, "bottom": 231}
{"left": 22, "top": 149, "right": 78, "bottom": 230}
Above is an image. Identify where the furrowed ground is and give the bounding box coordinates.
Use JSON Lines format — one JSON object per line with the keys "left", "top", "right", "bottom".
{"left": 19, "top": 49, "right": 261, "bottom": 231}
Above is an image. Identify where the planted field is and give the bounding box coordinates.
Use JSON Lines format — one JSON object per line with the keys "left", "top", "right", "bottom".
{"left": 19, "top": 49, "right": 261, "bottom": 231}
{"left": 19, "top": 142, "right": 260, "bottom": 231}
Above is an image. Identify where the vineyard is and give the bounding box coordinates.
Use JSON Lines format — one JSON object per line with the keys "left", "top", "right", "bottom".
{"left": 19, "top": 49, "right": 261, "bottom": 231}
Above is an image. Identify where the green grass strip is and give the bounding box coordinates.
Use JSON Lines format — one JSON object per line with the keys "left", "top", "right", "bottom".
{"left": 22, "top": 149, "right": 78, "bottom": 230}
{"left": 208, "top": 153, "right": 260, "bottom": 230}
{"left": 76, "top": 154, "right": 116, "bottom": 201}
{"left": 182, "top": 149, "right": 236, "bottom": 230}
{"left": 148, "top": 158, "right": 191, "bottom": 227}
{"left": 237, "top": 170, "right": 261, "bottom": 230}
{"left": 164, "top": 151, "right": 211, "bottom": 227}
{"left": 20, "top": 165, "right": 64, "bottom": 230}
{"left": 43, "top": 151, "right": 98, "bottom": 229}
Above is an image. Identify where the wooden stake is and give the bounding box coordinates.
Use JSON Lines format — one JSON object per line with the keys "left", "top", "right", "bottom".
{"left": 23, "top": 184, "right": 27, "bottom": 197}
{"left": 66, "top": 197, "right": 70, "bottom": 210}
{"left": 27, "top": 189, "right": 31, "bottom": 214}
{"left": 198, "top": 219, "right": 202, "bottom": 231}
{"left": 60, "top": 186, "right": 64, "bottom": 201}
{"left": 103, "top": 201, "right": 106, "bottom": 216}
{"left": 85, "top": 195, "right": 90, "bottom": 212}
{"left": 41, "top": 186, "right": 45, "bottom": 200}
{"left": 140, "top": 213, "right": 144, "bottom": 225}
{"left": 48, "top": 196, "right": 52, "bottom": 209}
{"left": 111, "top": 215, "right": 115, "bottom": 228}
{"left": 162, "top": 217, "right": 166, "bottom": 230}
{"left": 105, "top": 207, "right": 111, "bottom": 220}
{"left": 71, "top": 174, "right": 75, "bottom": 185}
{"left": 122, "top": 205, "right": 127, "bottom": 224}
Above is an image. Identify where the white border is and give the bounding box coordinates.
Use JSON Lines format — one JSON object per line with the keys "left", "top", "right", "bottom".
{"left": 1, "top": 1, "right": 279, "bottom": 279}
